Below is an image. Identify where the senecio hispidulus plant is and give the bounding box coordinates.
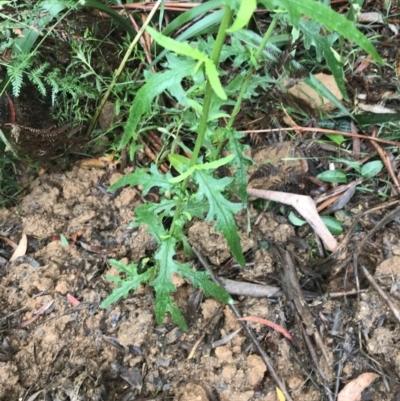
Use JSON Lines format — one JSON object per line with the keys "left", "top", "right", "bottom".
{"left": 0, "top": 0, "right": 383, "bottom": 329}
{"left": 100, "top": 1, "right": 381, "bottom": 329}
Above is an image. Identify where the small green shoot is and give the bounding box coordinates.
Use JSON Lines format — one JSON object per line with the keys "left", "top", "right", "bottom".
{"left": 321, "top": 216, "right": 343, "bottom": 235}
{"left": 60, "top": 234, "right": 69, "bottom": 249}
{"left": 317, "top": 170, "right": 347, "bottom": 183}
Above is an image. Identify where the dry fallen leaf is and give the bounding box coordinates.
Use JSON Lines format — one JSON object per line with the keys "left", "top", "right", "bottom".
{"left": 276, "top": 387, "right": 285, "bottom": 401}
{"left": 288, "top": 73, "right": 342, "bottom": 113}
{"left": 10, "top": 233, "right": 27, "bottom": 262}
{"left": 247, "top": 188, "right": 338, "bottom": 252}
{"left": 358, "top": 104, "right": 396, "bottom": 114}
{"left": 79, "top": 152, "right": 116, "bottom": 169}
{"left": 338, "top": 372, "right": 379, "bottom": 401}
{"left": 67, "top": 294, "right": 81, "bottom": 307}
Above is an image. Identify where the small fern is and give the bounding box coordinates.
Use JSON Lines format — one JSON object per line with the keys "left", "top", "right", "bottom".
{"left": 6, "top": 60, "right": 27, "bottom": 97}
{"left": 29, "top": 62, "right": 51, "bottom": 97}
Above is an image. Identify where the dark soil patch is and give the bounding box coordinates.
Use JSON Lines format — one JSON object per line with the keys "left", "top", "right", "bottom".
{"left": 1, "top": 166, "right": 400, "bottom": 401}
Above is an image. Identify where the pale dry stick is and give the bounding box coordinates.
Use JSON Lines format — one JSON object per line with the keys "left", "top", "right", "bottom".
{"left": 247, "top": 188, "right": 338, "bottom": 252}
{"left": 193, "top": 247, "right": 294, "bottom": 401}
{"left": 86, "top": 0, "right": 163, "bottom": 137}
{"left": 243, "top": 126, "right": 400, "bottom": 148}
{"left": 328, "top": 289, "right": 367, "bottom": 298}
{"left": 218, "top": 277, "right": 282, "bottom": 298}
{"left": 360, "top": 265, "right": 400, "bottom": 324}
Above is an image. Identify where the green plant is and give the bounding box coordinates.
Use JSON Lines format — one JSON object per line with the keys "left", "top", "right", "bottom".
{"left": 101, "top": 0, "right": 382, "bottom": 329}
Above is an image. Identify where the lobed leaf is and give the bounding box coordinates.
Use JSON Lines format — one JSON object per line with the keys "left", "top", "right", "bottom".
{"left": 152, "top": 238, "right": 190, "bottom": 329}
{"left": 121, "top": 57, "right": 197, "bottom": 148}
{"left": 225, "top": 129, "right": 253, "bottom": 204}
{"left": 178, "top": 264, "right": 233, "bottom": 304}
{"left": 100, "top": 267, "right": 155, "bottom": 308}
{"left": 193, "top": 171, "right": 245, "bottom": 266}
{"left": 135, "top": 204, "right": 167, "bottom": 244}
{"left": 108, "top": 164, "right": 173, "bottom": 195}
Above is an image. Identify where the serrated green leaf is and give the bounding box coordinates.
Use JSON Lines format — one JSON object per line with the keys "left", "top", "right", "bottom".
{"left": 108, "top": 165, "right": 173, "bottom": 195}
{"left": 178, "top": 264, "right": 233, "bottom": 303}
{"left": 183, "top": 198, "right": 210, "bottom": 218}
{"left": 225, "top": 129, "right": 253, "bottom": 203}
{"left": 288, "top": 211, "right": 306, "bottom": 226}
{"left": 109, "top": 259, "right": 138, "bottom": 276}
{"left": 161, "top": 0, "right": 223, "bottom": 38}
{"left": 299, "top": 19, "right": 348, "bottom": 99}
{"left": 155, "top": 6, "right": 225, "bottom": 65}
{"left": 300, "top": 19, "right": 338, "bottom": 62}
{"left": 100, "top": 267, "right": 154, "bottom": 308}
{"left": 317, "top": 169, "right": 347, "bottom": 183}
{"left": 142, "top": 198, "right": 178, "bottom": 217}
{"left": 361, "top": 160, "right": 383, "bottom": 178}
{"left": 121, "top": 57, "right": 197, "bottom": 148}
{"left": 323, "top": 47, "right": 348, "bottom": 100}
{"left": 298, "top": 18, "right": 347, "bottom": 99}
{"left": 321, "top": 216, "right": 343, "bottom": 235}
{"left": 193, "top": 171, "right": 245, "bottom": 266}
{"left": 135, "top": 204, "right": 167, "bottom": 243}
{"left": 152, "top": 237, "right": 189, "bottom": 329}
{"left": 227, "top": 0, "right": 257, "bottom": 32}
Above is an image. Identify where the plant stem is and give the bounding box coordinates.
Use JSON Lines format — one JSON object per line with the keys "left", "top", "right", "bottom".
{"left": 169, "top": 6, "right": 233, "bottom": 237}
{"left": 214, "top": 13, "right": 279, "bottom": 159}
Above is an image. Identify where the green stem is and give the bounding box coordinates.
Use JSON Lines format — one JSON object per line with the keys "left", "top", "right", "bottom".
{"left": 170, "top": 6, "right": 233, "bottom": 237}
{"left": 214, "top": 13, "right": 279, "bottom": 159}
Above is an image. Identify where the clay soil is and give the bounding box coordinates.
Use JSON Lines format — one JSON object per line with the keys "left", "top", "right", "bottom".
{"left": 1, "top": 166, "right": 400, "bottom": 401}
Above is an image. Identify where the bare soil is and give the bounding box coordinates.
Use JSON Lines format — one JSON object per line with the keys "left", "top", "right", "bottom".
{"left": 1, "top": 166, "right": 400, "bottom": 400}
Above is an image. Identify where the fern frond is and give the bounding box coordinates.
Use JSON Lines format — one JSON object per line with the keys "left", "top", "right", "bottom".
{"left": 29, "top": 62, "right": 50, "bottom": 97}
